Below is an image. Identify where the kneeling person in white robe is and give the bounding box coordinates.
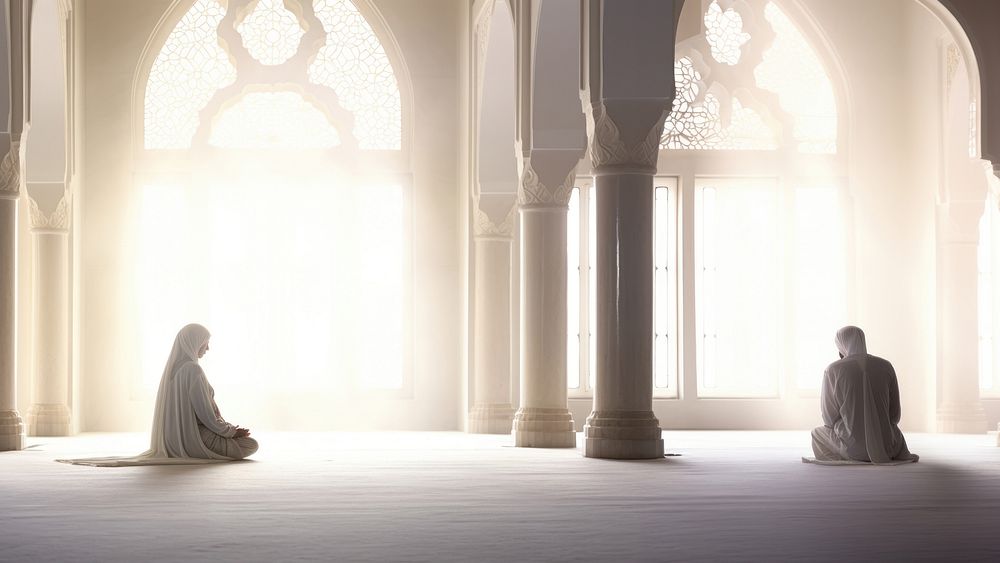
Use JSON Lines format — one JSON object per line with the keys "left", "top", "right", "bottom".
{"left": 811, "top": 326, "right": 917, "bottom": 464}
{"left": 158, "top": 323, "right": 258, "bottom": 460}
{"left": 58, "top": 323, "right": 257, "bottom": 466}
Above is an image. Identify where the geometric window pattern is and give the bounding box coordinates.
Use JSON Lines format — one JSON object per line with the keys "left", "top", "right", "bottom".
{"left": 308, "top": 0, "right": 402, "bottom": 150}
{"left": 704, "top": 1, "right": 750, "bottom": 66}
{"left": 754, "top": 2, "right": 837, "bottom": 154}
{"left": 663, "top": 1, "right": 836, "bottom": 154}
{"left": 661, "top": 58, "right": 778, "bottom": 150}
{"left": 145, "top": 0, "right": 402, "bottom": 151}
{"left": 144, "top": 0, "right": 236, "bottom": 149}
{"left": 237, "top": 0, "right": 306, "bottom": 66}
{"left": 208, "top": 91, "right": 342, "bottom": 149}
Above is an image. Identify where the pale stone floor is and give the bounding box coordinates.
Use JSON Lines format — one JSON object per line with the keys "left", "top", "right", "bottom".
{"left": 1, "top": 430, "right": 999, "bottom": 562}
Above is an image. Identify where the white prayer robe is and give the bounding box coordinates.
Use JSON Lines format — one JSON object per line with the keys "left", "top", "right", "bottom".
{"left": 160, "top": 361, "right": 240, "bottom": 459}
{"left": 812, "top": 326, "right": 917, "bottom": 464}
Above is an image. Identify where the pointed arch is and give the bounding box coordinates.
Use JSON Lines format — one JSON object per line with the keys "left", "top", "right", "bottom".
{"left": 663, "top": 0, "right": 850, "bottom": 156}
{"left": 131, "top": 0, "right": 413, "bottom": 160}
{"left": 914, "top": 0, "right": 982, "bottom": 161}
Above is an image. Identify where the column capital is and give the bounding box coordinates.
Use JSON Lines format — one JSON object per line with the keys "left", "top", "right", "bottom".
{"left": 28, "top": 192, "right": 71, "bottom": 233}
{"left": 516, "top": 151, "right": 580, "bottom": 208}
{"left": 0, "top": 150, "right": 20, "bottom": 200}
{"left": 473, "top": 193, "right": 516, "bottom": 238}
{"left": 585, "top": 99, "right": 668, "bottom": 174}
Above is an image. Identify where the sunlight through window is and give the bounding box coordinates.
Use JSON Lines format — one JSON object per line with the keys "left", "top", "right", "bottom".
{"left": 793, "top": 185, "right": 847, "bottom": 389}
{"left": 696, "top": 179, "right": 780, "bottom": 398}
{"left": 704, "top": 1, "right": 750, "bottom": 66}
{"left": 237, "top": 0, "right": 306, "bottom": 66}
{"left": 140, "top": 0, "right": 408, "bottom": 402}
{"left": 144, "top": 0, "right": 235, "bottom": 149}
{"left": 755, "top": 2, "right": 837, "bottom": 153}
{"left": 309, "top": 0, "right": 402, "bottom": 149}
{"left": 139, "top": 173, "right": 406, "bottom": 395}
{"left": 209, "top": 91, "right": 342, "bottom": 149}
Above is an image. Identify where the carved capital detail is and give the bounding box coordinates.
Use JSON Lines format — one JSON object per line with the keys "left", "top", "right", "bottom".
{"left": 516, "top": 160, "right": 574, "bottom": 208}
{"left": 474, "top": 203, "right": 516, "bottom": 238}
{"left": 945, "top": 42, "right": 961, "bottom": 98}
{"left": 0, "top": 150, "right": 20, "bottom": 199}
{"left": 586, "top": 102, "right": 667, "bottom": 172}
{"left": 28, "top": 193, "right": 71, "bottom": 232}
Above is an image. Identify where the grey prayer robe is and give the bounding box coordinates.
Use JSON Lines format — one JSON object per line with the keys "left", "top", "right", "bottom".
{"left": 811, "top": 326, "right": 917, "bottom": 464}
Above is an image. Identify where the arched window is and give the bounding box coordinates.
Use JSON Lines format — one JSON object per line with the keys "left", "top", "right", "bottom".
{"left": 568, "top": 0, "right": 847, "bottom": 409}
{"left": 135, "top": 0, "right": 409, "bottom": 414}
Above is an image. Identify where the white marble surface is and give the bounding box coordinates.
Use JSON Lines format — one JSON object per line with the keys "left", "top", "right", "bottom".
{"left": 1, "top": 431, "right": 999, "bottom": 561}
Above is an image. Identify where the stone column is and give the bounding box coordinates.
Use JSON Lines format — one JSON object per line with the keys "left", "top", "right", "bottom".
{"left": 512, "top": 155, "right": 577, "bottom": 448}
{"left": 582, "top": 102, "right": 667, "bottom": 459}
{"left": 26, "top": 189, "right": 72, "bottom": 436}
{"left": 580, "top": 0, "right": 680, "bottom": 459}
{"left": 469, "top": 193, "right": 517, "bottom": 434}
{"left": 0, "top": 149, "right": 26, "bottom": 451}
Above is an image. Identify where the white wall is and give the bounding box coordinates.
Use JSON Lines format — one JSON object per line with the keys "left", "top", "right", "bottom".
{"left": 835, "top": 0, "right": 939, "bottom": 432}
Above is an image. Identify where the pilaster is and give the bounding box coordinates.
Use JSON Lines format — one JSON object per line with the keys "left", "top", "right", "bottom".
{"left": 25, "top": 188, "right": 72, "bottom": 436}
{"left": 0, "top": 146, "right": 26, "bottom": 451}
{"left": 468, "top": 193, "right": 517, "bottom": 434}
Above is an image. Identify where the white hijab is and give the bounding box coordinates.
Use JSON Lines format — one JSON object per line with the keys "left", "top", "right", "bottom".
{"left": 834, "top": 325, "right": 890, "bottom": 463}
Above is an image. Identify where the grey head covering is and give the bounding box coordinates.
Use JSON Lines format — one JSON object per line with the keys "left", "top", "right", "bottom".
{"left": 835, "top": 325, "right": 867, "bottom": 358}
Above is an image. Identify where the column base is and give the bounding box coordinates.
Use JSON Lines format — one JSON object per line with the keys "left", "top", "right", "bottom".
{"left": 468, "top": 403, "right": 515, "bottom": 434}
{"left": 936, "top": 402, "right": 988, "bottom": 434}
{"left": 512, "top": 407, "right": 576, "bottom": 448}
{"left": 0, "top": 410, "right": 26, "bottom": 451}
{"left": 27, "top": 403, "right": 71, "bottom": 437}
{"left": 584, "top": 410, "right": 663, "bottom": 459}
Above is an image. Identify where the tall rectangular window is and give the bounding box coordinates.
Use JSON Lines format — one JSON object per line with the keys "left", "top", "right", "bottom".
{"left": 568, "top": 180, "right": 678, "bottom": 396}
{"left": 654, "top": 181, "right": 679, "bottom": 396}
{"left": 137, "top": 174, "right": 407, "bottom": 398}
{"left": 793, "top": 185, "right": 847, "bottom": 389}
{"left": 567, "top": 187, "right": 582, "bottom": 391}
{"left": 567, "top": 185, "right": 593, "bottom": 394}
{"left": 588, "top": 185, "right": 597, "bottom": 391}
{"left": 696, "top": 178, "right": 780, "bottom": 398}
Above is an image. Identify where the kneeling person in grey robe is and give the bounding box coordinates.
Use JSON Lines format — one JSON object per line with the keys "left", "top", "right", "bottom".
{"left": 811, "top": 326, "right": 917, "bottom": 464}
